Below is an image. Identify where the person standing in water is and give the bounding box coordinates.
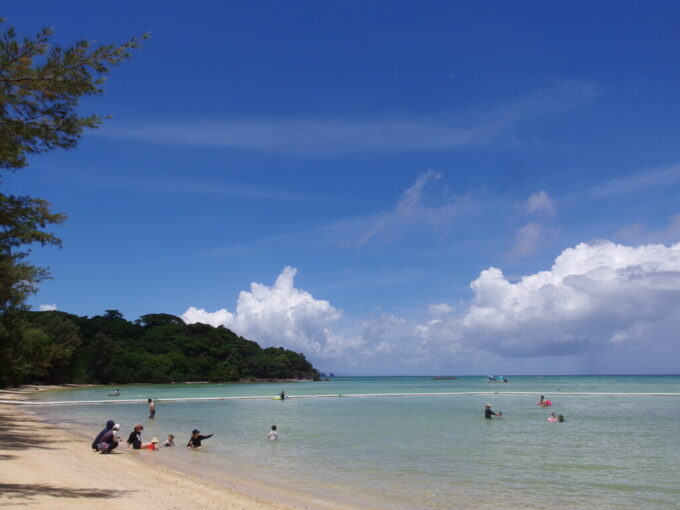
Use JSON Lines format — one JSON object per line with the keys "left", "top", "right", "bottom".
{"left": 267, "top": 425, "right": 278, "bottom": 440}
{"left": 484, "top": 403, "right": 500, "bottom": 419}
{"left": 187, "top": 429, "right": 214, "bottom": 448}
{"left": 148, "top": 398, "right": 155, "bottom": 419}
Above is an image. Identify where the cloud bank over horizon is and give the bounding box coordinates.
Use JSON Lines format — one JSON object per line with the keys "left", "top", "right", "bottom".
{"left": 182, "top": 240, "right": 680, "bottom": 374}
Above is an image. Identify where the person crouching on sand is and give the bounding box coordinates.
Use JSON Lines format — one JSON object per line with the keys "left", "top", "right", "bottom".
{"left": 92, "top": 419, "right": 114, "bottom": 451}
{"left": 97, "top": 423, "right": 121, "bottom": 453}
{"left": 187, "top": 429, "right": 213, "bottom": 448}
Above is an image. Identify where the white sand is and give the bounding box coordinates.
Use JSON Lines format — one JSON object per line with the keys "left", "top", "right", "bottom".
{"left": 0, "top": 402, "right": 302, "bottom": 510}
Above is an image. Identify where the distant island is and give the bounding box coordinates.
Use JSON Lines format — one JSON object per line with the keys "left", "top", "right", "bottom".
{"left": 10, "top": 310, "right": 320, "bottom": 386}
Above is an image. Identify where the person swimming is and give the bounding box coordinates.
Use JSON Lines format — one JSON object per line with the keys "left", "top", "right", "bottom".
{"left": 538, "top": 395, "right": 552, "bottom": 407}
{"left": 547, "top": 412, "right": 558, "bottom": 422}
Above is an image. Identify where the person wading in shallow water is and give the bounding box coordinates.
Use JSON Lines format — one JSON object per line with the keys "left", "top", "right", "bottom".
{"left": 148, "top": 398, "right": 155, "bottom": 419}
{"left": 484, "top": 403, "right": 500, "bottom": 419}
{"left": 187, "top": 429, "right": 214, "bottom": 448}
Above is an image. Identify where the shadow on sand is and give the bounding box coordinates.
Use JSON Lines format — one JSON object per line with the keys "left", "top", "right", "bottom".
{"left": 0, "top": 408, "right": 55, "bottom": 450}
{"left": 0, "top": 483, "right": 130, "bottom": 500}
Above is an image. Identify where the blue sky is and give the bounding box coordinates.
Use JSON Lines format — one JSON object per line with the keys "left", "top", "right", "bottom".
{"left": 5, "top": 1, "right": 680, "bottom": 375}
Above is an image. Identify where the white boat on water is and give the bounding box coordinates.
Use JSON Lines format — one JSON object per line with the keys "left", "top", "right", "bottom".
{"left": 485, "top": 375, "right": 508, "bottom": 383}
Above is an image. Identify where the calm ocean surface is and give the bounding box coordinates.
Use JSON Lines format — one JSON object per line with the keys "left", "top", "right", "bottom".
{"left": 28, "top": 376, "right": 680, "bottom": 509}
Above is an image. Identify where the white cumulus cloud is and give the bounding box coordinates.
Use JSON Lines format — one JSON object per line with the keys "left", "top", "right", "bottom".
{"left": 182, "top": 267, "right": 341, "bottom": 355}
{"left": 39, "top": 304, "right": 58, "bottom": 311}
{"left": 417, "top": 240, "right": 680, "bottom": 373}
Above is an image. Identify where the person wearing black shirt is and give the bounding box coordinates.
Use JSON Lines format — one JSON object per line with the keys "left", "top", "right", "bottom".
{"left": 127, "top": 423, "right": 144, "bottom": 449}
{"left": 484, "top": 403, "right": 498, "bottom": 419}
{"left": 187, "top": 429, "right": 213, "bottom": 448}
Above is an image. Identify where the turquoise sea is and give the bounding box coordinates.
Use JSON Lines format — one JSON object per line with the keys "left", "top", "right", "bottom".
{"left": 26, "top": 376, "right": 680, "bottom": 509}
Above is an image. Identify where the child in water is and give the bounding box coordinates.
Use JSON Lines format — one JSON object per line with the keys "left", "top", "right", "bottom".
{"left": 267, "top": 425, "right": 278, "bottom": 440}
{"left": 547, "top": 412, "right": 558, "bottom": 422}
{"left": 163, "top": 434, "right": 175, "bottom": 447}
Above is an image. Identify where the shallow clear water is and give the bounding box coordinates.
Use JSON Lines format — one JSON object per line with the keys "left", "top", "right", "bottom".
{"left": 29, "top": 376, "right": 680, "bottom": 509}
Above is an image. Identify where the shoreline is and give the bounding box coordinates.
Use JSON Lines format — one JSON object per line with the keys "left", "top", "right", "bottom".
{"left": 0, "top": 403, "right": 352, "bottom": 510}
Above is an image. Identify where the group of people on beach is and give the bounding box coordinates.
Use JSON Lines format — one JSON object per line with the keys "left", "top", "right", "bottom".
{"left": 91, "top": 396, "right": 215, "bottom": 453}
{"left": 483, "top": 396, "right": 566, "bottom": 422}
{"left": 92, "top": 394, "right": 281, "bottom": 453}
{"left": 91, "top": 420, "right": 188, "bottom": 453}
{"left": 92, "top": 420, "right": 216, "bottom": 453}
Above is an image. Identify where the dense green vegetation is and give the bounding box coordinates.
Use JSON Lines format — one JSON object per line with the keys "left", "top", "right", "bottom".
{"left": 11, "top": 309, "right": 320, "bottom": 386}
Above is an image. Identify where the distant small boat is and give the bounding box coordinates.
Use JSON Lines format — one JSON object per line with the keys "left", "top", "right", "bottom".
{"left": 433, "top": 376, "right": 457, "bottom": 380}
{"left": 485, "top": 375, "right": 508, "bottom": 383}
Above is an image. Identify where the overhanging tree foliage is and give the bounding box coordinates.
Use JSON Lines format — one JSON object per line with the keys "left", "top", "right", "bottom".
{"left": 0, "top": 19, "right": 146, "bottom": 386}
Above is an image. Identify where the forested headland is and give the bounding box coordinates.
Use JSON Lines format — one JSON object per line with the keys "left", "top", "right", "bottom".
{"left": 6, "top": 309, "right": 320, "bottom": 387}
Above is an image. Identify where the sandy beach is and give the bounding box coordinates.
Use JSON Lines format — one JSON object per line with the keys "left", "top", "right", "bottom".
{"left": 0, "top": 398, "right": 299, "bottom": 510}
